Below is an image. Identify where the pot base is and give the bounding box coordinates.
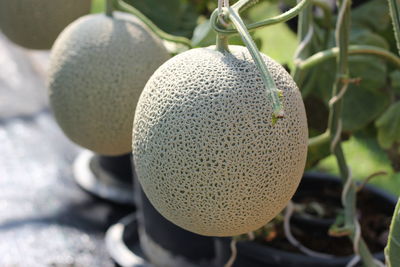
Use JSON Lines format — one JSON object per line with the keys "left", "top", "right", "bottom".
{"left": 73, "top": 150, "right": 135, "bottom": 205}
{"left": 105, "top": 213, "right": 153, "bottom": 267}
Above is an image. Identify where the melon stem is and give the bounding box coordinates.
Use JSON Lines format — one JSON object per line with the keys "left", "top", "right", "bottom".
{"left": 216, "top": 1, "right": 230, "bottom": 52}
{"left": 216, "top": 34, "right": 229, "bottom": 52}
{"left": 227, "top": 6, "right": 285, "bottom": 121}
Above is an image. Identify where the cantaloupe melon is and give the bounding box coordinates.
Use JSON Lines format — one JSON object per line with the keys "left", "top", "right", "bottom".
{"left": 0, "top": 0, "right": 92, "bottom": 50}
{"left": 48, "top": 12, "right": 169, "bottom": 156}
{"left": 132, "top": 45, "right": 308, "bottom": 237}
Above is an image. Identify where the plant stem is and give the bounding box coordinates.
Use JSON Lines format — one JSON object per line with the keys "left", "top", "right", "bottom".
{"left": 297, "top": 1, "right": 313, "bottom": 57}
{"left": 211, "top": 0, "right": 310, "bottom": 35}
{"left": 329, "top": 0, "right": 376, "bottom": 266}
{"left": 308, "top": 131, "right": 330, "bottom": 148}
{"left": 232, "top": 0, "right": 258, "bottom": 12}
{"left": 388, "top": 0, "right": 400, "bottom": 54}
{"left": 106, "top": 0, "right": 113, "bottom": 17}
{"left": 312, "top": 0, "right": 332, "bottom": 49}
{"left": 291, "top": 0, "right": 314, "bottom": 86}
{"left": 227, "top": 7, "right": 285, "bottom": 120}
{"left": 216, "top": 34, "right": 229, "bottom": 52}
{"left": 114, "top": 0, "right": 192, "bottom": 48}
{"left": 312, "top": 0, "right": 332, "bottom": 29}
{"left": 297, "top": 45, "right": 400, "bottom": 70}
{"left": 216, "top": 0, "right": 230, "bottom": 52}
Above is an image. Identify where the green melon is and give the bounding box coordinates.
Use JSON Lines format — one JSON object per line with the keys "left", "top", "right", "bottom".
{"left": 132, "top": 45, "right": 308, "bottom": 237}
{"left": 48, "top": 12, "right": 169, "bottom": 156}
{"left": 0, "top": 0, "right": 92, "bottom": 50}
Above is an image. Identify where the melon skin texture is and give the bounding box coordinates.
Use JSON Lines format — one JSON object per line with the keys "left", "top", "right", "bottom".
{"left": 48, "top": 12, "right": 170, "bottom": 156}
{"left": 133, "top": 45, "right": 308, "bottom": 237}
{"left": 0, "top": 0, "right": 91, "bottom": 50}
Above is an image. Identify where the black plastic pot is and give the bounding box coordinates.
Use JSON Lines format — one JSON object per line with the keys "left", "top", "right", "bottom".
{"left": 73, "top": 149, "right": 135, "bottom": 205}
{"left": 105, "top": 213, "right": 149, "bottom": 267}
{"left": 97, "top": 153, "right": 134, "bottom": 184}
{"left": 135, "top": 179, "right": 217, "bottom": 267}
{"left": 105, "top": 171, "right": 217, "bottom": 267}
{"left": 214, "top": 172, "right": 397, "bottom": 267}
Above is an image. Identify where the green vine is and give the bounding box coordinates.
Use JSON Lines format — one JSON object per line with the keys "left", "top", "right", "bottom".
{"left": 308, "top": 130, "right": 330, "bottom": 148}
{"left": 388, "top": 0, "right": 400, "bottom": 54}
{"left": 298, "top": 45, "right": 400, "bottom": 70}
{"left": 211, "top": 0, "right": 310, "bottom": 35}
{"left": 113, "top": 0, "right": 192, "bottom": 48}
{"left": 224, "top": 5, "right": 285, "bottom": 120}
{"left": 291, "top": 0, "right": 314, "bottom": 88}
{"left": 328, "top": 0, "right": 376, "bottom": 266}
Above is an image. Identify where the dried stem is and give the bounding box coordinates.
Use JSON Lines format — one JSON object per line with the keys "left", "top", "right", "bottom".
{"left": 357, "top": 171, "right": 388, "bottom": 192}
{"left": 224, "top": 239, "right": 237, "bottom": 267}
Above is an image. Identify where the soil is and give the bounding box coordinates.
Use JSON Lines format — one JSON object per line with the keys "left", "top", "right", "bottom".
{"left": 254, "top": 183, "right": 393, "bottom": 256}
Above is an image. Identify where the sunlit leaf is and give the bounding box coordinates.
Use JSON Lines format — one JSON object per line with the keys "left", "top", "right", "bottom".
{"left": 385, "top": 197, "right": 400, "bottom": 267}
{"left": 375, "top": 102, "right": 400, "bottom": 149}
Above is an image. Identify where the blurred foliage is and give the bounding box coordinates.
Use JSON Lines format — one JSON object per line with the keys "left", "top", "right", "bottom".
{"left": 316, "top": 132, "right": 400, "bottom": 195}
{"left": 124, "top": 0, "right": 199, "bottom": 37}
{"left": 376, "top": 102, "right": 400, "bottom": 150}
{"left": 91, "top": 0, "right": 104, "bottom": 13}
{"left": 298, "top": 0, "right": 400, "bottom": 173}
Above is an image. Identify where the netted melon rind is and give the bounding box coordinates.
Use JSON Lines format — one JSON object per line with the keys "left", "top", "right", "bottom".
{"left": 133, "top": 45, "right": 308, "bottom": 237}
{"left": 48, "top": 12, "right": 170, "bottom": 156}
{"left": 0, "top": 0, "right": 91, "bottom": 50}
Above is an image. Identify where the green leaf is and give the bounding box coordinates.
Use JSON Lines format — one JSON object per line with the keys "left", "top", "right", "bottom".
{"left": 347, "top": 29, "right": 389, "bottom": 93}
{"left": 352, "top": 0, "right": 391, "bottom": 32}
{"left": 348, "top": 55, "right": 387, "bottom": 92}
{"left": 350, "top": 28, "right": 390, "bottom": 49}
{"left": 191, "top": 19, "right": 215, "bottom": 47}
{"left": 246, "top": 1, "right": 298, "bottom": 66}
{"left": 125, "top": 0, "right": 199, "bottom": 38}
{"left": 390, "top": 70, "right": 400, "bottom": 93}
{"left": 385, "top": 197, "right": 400, "bottom": 267}
{"left": 375, "top": 102, "right": 400, "bottom": 149}
{"left": 342, "top": 85, "right": 390, "bottom": 132}
{"left": 310, "top": 56, "right": 389, "bottom": 132}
